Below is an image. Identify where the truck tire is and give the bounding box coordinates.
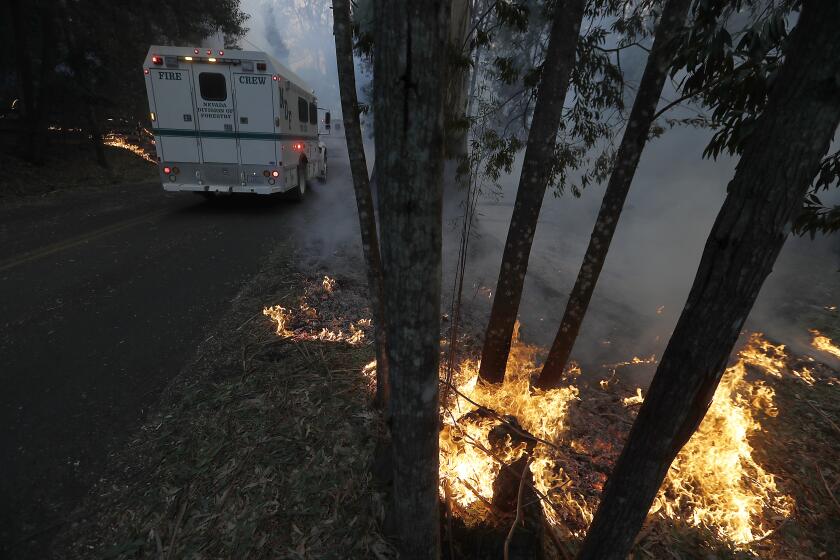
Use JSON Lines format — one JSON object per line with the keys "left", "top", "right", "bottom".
{"left": 319, "top": 151, "right": 328, "bottom": 183}
{"left": 289, "top": 162, "right": 307, "bottom": 202}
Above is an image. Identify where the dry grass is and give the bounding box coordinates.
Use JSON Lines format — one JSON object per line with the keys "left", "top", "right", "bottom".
{"left": 54, "top": 243, "right": 393, "bottom": 559}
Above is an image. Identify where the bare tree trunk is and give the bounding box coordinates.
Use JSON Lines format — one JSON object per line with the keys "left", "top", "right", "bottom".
{"left": 577, "top": 1, "right": 840, "bottom": 557}
{"left": 10, "top": 0, "right": 54, "bottom": 165}
{"left": 477, "top": 0, "right": 586, "bottom": 384}
{"left": 86, "top": 104, "right": 109, "bottom": 170}
{"left": 536, "top": 0, "right": 692, "bottom": 389}
{"left": 373, "top": 0, "right": 451, "bottom": 557}
{"left": 332, "top": 0, "right": 390, "bottom": 409}
{"left": 445, "top": 0, "right": 472, "bottom": 159}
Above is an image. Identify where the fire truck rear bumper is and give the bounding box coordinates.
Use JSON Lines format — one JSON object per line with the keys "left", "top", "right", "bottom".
{"left": 162, "top": 183, "right": 284, "bottom": 195}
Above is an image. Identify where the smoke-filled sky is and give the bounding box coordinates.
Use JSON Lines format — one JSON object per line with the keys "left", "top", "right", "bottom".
{"left": 239, "top": 0, "right": 344, "bottom": 116}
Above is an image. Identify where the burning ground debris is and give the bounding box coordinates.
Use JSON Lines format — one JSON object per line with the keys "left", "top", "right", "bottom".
{"left": 263, "top": 274, "right": 371, "bottom": 346}
{"left": 811, "top": 329, "right": 840, "bottom": 360}
{"left": 102, "top": 132, "right": 157, "bottom": 164}
{"left": 437, "top": 330, "right": 840, "bottom": 558}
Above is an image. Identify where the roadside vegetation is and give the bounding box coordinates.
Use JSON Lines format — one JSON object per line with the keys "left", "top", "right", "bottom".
{"left": 54, "top": 244, "right": 393, "bottom": 559}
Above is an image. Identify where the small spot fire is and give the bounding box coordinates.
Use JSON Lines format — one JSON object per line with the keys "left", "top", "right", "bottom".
{"left": 102, "top": 132, "right": 157, "bottom": 163}
{"left": 811, "top": 329, "right": 840, "bottom": 360}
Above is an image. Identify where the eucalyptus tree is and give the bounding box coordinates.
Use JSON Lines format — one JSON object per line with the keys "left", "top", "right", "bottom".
{"left": 372, "top": 0, "right": 451, "bottom": 557}
{"left": 477, "top": 0, "right": 589, "bottom": 383}
{"left": 331, "top": 0, "right": 389, "bottom": 409}
{"left": 536, "top": 0, "right": 693, "bottom": 388}
{"left": 577, "top": 0, "right": 840, "bottom": 555}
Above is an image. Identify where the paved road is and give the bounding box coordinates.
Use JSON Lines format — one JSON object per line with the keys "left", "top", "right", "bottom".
{"left": 0, "top": 135, "right": 355, "bottom": 558}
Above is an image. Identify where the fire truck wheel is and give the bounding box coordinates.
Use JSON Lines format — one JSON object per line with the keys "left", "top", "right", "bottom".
{"left": 319, "top": 153, "right": 328, "bottom": 183}
{"left": 290, "top": 163, "right": 306, "bottom": 202}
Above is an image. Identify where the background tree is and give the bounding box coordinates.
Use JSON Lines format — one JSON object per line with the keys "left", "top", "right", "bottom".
{"left": 477, "top": 0, "right": 587, "bottom": 384}
{"left": 577, "top": 0, "right": 840, "bottom": 556}
{"left": 536, "top": 0, "right": 693, "bottom": 388}
{"left": 332, "top": 0, "right": 389, "bottom": 409}
{"left": 372, "top": 0, "right": 451, "bottom": 558}
{"left": 3, "top": 0, "right": 248, "bottom": 167}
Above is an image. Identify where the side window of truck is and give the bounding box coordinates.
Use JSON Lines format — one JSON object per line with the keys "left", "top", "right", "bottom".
{"left": 298, "top": 97, "right": 308, "bottom": 124}
{"left": 309, "top": 102, "right": 317, "bottom": 125}
{"left": 198, "top": 73, "right": 227, "bottom": 101}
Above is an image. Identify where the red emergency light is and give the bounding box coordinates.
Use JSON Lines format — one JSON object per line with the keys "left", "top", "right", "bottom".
{"left": 151, "top": 55, "right": 163, "bottom": 65}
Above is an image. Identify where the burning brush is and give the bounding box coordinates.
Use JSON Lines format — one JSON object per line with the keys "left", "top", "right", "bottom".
{"left": 438, "top": 332, "right": 800, "bottom": 552}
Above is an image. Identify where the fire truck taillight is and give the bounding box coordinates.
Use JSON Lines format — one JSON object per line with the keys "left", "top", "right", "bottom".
{"left": 272, "top": 75, "right": 278, "bottom": 81}
{"left": 194, "top": 48, "right": 200, "bottom": 55}
{"left": 218, "top": 50, "right": 224, "bottom": 56}
{"left": 271, "top": 170, "right": 280, "bottom": 178}
{"left": 152, "top": 55, "right": 163, "bottom": 65}
{"left": 163, "top": 166, "right": 171, "bottom": 174}
{"left": 144, "top": 68, "right": 149, "bottom": 75}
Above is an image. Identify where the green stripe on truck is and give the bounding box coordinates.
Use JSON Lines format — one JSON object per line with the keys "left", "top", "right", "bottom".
{"left": 151, "top": 128, "right": 316, "bottom": 141}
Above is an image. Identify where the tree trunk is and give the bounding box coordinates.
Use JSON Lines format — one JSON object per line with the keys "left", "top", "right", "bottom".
{"left": 577, "top": 1, "right": 840, "bottom": 557}
{"left": 86, "top": 104, "right": 109, "bottom": 170}
{"left": 10, "top": 0, "right": 54, "bottom": 165}
{"left": 477, "top": 0, "right": 586, "bottom": 384}
{"left": 445, "top": 0, "right": 471, "bottom": 159}
{"left": 332, "top": 0, "right": 390, "bottom": 409}
{"left": 536, "top": 0, "right": 692, "bottom": 389}
{"left": 372, "top": 0, "right": 451, "bottom": 558}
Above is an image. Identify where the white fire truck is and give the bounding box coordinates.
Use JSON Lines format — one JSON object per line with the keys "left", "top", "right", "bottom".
{"left": 143, "top": 46, "right": 328, "bottom": 197}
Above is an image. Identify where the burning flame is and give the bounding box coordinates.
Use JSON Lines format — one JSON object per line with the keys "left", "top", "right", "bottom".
{"left": 439, "top": 332, "right": 792, "bottom": 548}
{"left": 103, "top": 133, "right": 157, "bottom": 163}
{"left": 738, "top": 333, "right": 786, "bottom": 377}
{"left": 810, "top": 329, "right": 840, "bottom": 359}
{"left": 262, "top": 274, "right": 368, "bottom": 346}
{"left": 439, "top": 332, "right": 581, "bottom": 528}
{"left": 262, "top": 305, "right": 292, "bottom": 337}
{"left": 653, "top": 352, "right": 791, "bottom": 544}
{"left": 622, "top": 387, "right": 644, "bottom": 406}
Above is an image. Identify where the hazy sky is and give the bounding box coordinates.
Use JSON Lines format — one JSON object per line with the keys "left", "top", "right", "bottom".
{"left": 239, "top": 0, "right": 345, "bottom": 116}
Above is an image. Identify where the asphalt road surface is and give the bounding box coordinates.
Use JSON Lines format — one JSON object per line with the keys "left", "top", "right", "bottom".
{"left": 0, "top": 135, "right": 356, "bottom": 558}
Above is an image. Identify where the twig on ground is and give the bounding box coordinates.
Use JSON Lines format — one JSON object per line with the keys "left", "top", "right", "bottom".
{"left": 816, "top": 462, "right": 840, "bottom": 517}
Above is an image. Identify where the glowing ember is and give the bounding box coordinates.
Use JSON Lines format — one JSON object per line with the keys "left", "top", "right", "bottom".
{"left": 103, "top": 133, "right": 156, "bottom": 163}
{"left": 810, "top": 329, "right": 840, "bottom": 359}
{"left": 323, "top": 275, "right": 336, "bottom": 293}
